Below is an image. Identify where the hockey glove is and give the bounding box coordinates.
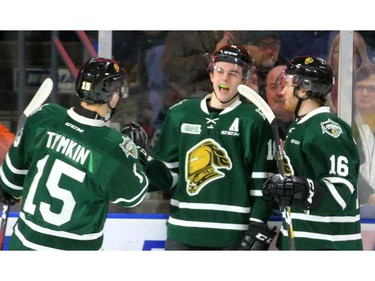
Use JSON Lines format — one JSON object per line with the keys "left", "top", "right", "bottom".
{"left": 262, "top": 174, "right": 317, "bottom": 209}
{"left": 0, "top": 188, "right": 18, "bottom": 205}
{"left": 121, "top": 122, "right": 148, "bottom": 167}
{"left": 238, "top": 222, "right": 277, "bottom": 250}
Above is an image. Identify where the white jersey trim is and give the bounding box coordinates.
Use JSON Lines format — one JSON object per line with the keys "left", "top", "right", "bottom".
{"left": 0, "top": 167, "right": 23, "bottom": 191}
{"left": 14, "top": 225, "right": 102, "bottom": 251}
{"left": 289, "top": 212, "right": 360, "bottom": 223}
{"left": 19, "top": 211, "right": 104, "bottom": 240}
{"left": 14, "top": 225, "right": 63, "bottom": 251}
{"left": 170, "top": 198, "right": 250, "bottom": 213}
{"left": 297, "top": 106, "right": 330, "bottom": 124}
{"left": 252, "top": 171, "right": 274, "bottom": 178}
{"left": 168, "top": 216, "right": 248, "bottom": 231}
{"left": 324, "top": 176, "right": 355, "bottom": 193}
{"left": 250, "top": 190, "right": 262, "bottom": 196}
{"left": 111, "top": 171, "right": 149, "bottom": 206}
{"left": 280, "top": 227, "right": 362, "bottom": 241}
{"left": 5, "top": 154, "right": 28, "bottom": 174}
{"left": 147, "top": 156, "right": 178, "bottom": 169}
{"left": 67, "top": 108, "right": 107, "bottom": 127}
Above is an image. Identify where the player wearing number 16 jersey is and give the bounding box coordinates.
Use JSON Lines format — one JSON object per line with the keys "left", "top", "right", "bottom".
{"left": 262, "top": 56, "right": 362, "bottom": 250}
{"left": 0, "top": 58, "right": 149, "bottom": 250}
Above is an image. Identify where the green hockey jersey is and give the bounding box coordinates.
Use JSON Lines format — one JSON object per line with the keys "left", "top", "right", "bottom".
{"left": 278, "top": 106, "right": 363, "bottom": 250}
{"left": 148, "top": 94, "right": 277, "bottom": 248}
{"left": 0, "top": 104, "right": 148, "bottom": 250}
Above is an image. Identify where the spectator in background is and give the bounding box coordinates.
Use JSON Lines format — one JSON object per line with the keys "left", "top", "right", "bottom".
{"left": 352, "top": 65, "right": 375, "bottom": 208}
{"left": 264, "top": 65, "right": 294, "bottom": 141}
{"left": 243, "top": 31, "right": 288, "bottom": 100}
{"left": 161, "top": 31, "right": 246, "bottom": 98}
{"left": 0, "top": 123, "right": 15, "bottom": 164}
{"left": 326, "top": 31, "right": 372, "bottom": 111}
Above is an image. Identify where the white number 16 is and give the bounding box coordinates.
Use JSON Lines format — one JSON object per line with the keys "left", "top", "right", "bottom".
{"left": 329, "top": 155, "right": 349, "bottom": 176}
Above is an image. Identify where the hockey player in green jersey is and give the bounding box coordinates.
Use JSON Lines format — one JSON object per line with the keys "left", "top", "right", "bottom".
{"left": 0, "top": 58, "right": 149, "bottom": 250}
{"left": 144, "top": 44, "right": 278, "bottom": 250}
{"left": 262, "top": 56, "right": 363, "bottom": 250}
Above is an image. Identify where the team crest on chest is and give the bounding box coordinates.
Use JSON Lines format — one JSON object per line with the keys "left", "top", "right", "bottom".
{"left": 185, "top": 138, "right": 232, "bottom": 196}
{"left": 320, "top": 119, "right": 343, "bottom": 138}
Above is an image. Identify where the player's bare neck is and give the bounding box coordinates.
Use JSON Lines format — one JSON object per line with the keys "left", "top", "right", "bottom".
{"left": 80, "top": 101, "right": 108, "bottom": 119}
{"left": 75, "top": 105, "right": 101, "bottom": 119}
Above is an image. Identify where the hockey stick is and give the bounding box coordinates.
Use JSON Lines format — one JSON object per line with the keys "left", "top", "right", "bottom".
{"left": 0, "top": 77, "right": 53, "bottom": 250}
{"left": 238, "top": 84, "right": 296, "bottom": 250}
{"left": 0, "top": 201, "right": 10, "bottom": 250}
{"left": 16, "top": 77, "right": 54, "bottom": 133}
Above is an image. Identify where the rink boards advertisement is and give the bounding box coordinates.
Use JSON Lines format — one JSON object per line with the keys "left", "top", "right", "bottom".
{"left": 2, "top": 213, "right": 375, "bottom": 250}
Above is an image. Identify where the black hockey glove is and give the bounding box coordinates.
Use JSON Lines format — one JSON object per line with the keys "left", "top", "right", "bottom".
{"left": 262, "top": 174, "right": 317, "bottom": 209}
{"left": 238, "top": 222, "right": 277, "bottom": 250}
{"left": 0, "top": 188, "right": 18, "bottom": 205}
{"left": 121, "top": 122, "right": 148, "bottom": 167}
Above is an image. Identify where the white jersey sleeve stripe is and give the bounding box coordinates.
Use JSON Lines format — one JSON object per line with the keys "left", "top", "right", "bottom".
{"left": 0, "top": 168, "right": 23, "bottom": 191}
{"left": 322, "top": 179, "right": 347, "bottom": 210}
{"left": 5, "top": 153, "right": 28, "bottom": 174}
{"left": 324, "top": 176, "right": 355, "bottom": 193}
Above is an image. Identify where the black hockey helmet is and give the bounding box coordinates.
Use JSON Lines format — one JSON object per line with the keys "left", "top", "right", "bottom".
{"left": 208, "top": 44, "right": 253, "bottom": 80}
{"left": 285, "top": 56, "right": 334, "bottom": 98}
{"left": 76, "top": 57, "right": 129, "bottom": 104}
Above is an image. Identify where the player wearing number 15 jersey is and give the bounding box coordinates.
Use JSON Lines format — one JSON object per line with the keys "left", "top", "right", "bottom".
{"left": 0, "top": 58, "right": 149, "bottom": 250}
{"left": 262, "top": 56, "right": 362, "bottom": 250}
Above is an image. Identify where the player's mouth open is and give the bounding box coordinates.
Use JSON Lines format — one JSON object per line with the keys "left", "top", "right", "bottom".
{"left": 219, "top": 84, "right": 229, "bottom": 91}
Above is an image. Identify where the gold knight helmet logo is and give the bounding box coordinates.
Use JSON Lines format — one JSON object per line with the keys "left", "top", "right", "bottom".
{"left": 185, "top": 139, "right": 232, "bottom": 195}
{"left": 304, "top": 57, "right": 314, "bottom": 65}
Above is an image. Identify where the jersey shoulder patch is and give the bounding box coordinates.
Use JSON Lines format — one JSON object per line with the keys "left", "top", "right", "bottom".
{"left": 320, "top": 118, "right": 343, "bottom": 138}
{"left": 119, "top": 136, "right": 138, "bottom": 159}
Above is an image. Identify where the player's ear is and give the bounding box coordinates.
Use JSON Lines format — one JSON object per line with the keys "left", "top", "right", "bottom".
{"left": 299, "top": 89, "right": 310, "bottom": 99}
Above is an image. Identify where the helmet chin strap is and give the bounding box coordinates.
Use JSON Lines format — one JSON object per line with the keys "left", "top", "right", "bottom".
{"left": 104, "top": 103, "right": 116, "bottom": 122}
{"left": 293, "top": 88, "right": 309, "bottom": 119}
{"left": 213, "top": 90, "right": 239, "bottom": 105}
